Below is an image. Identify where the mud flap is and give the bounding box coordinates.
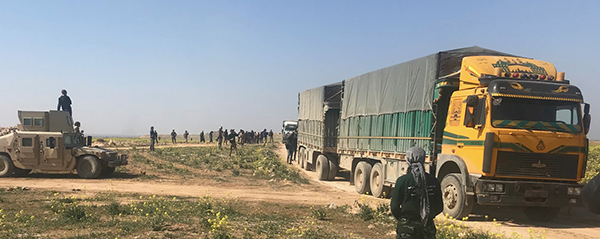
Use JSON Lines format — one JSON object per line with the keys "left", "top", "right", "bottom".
{"left": 582, "top": 174, "right": 600, "bottom": 214}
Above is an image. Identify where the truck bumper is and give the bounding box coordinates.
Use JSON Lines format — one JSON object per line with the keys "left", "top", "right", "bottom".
{"left": 475, "top": 178, "right": 583, "bottom": 207}
{"left": 108, "top": 154, "right": 128, "bottom": 168}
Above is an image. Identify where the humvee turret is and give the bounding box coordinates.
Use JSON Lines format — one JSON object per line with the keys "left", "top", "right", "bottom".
{"left": 0, "top": 110, "right": 127, "bottom": 178}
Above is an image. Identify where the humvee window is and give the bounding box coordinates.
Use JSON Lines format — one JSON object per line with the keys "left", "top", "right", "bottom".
{"left": 23, "top": 118, "right": 32, "bottom": 126}
{"left": 34, "top": 118, "right": 43, "bottom": 127}
{"left": 22, "top": 138, "right": 33, "bottom": 147}
{"left": 46, "top": 137, "right": 56, "bottom": 148}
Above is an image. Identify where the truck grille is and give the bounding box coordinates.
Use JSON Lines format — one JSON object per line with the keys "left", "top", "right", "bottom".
{"left": 495, "top": 151, "right": 579, "bottom": 180}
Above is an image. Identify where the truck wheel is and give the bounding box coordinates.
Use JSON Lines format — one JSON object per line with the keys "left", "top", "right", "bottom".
{"left": 13, "top": 168, "right": 32, "bottom": 176}
{"left": 0, "top": 155, "right": 15, "bottom": 177}
{"left": 327, "top": 158, "right": 338, "bottom": 180}
{"left": 370, "top": 163, "right": 387, "bottom": 198}
{"left": 77, "top": 156, "right": 102, "bottom": 179}
{"left": 316, "top": 155, "right": 330, "bottom": 181}
{"left": 523, "top": 207, "right": 560, "bottom": 222}
{"left": 100, "top": 167, "right": 116, "bottom": 177}
{"left": 299, "top": 148, "right": 306, "bottom": 169}
{"left": 441, "top": 173, "right": 474, "bottom": 219}
{"left": 303, "top": 151, "right": 312, "bottom": 171}
{"left": 354, "top": 161, "right": 372, "bottom": 195}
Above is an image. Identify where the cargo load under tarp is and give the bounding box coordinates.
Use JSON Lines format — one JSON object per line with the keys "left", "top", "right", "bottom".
{"left": 338, "top": 46, "right": 515, "bottom": 155}
{"left": 298, "top": 82, "right": 343, "bottom": 152}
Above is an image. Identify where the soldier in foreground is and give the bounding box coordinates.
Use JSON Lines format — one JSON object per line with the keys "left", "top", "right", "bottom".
{"left": 390, "top": 147, "right": 443, "bottom": 239}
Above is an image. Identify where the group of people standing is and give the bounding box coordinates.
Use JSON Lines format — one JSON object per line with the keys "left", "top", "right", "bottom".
{"left": 148, "top": 126, "right": 275, "bottom": 155}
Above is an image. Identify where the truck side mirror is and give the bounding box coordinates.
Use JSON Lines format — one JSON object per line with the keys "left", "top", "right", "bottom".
{"left": 584, "top": 103, "right": 591, "bottom": 135}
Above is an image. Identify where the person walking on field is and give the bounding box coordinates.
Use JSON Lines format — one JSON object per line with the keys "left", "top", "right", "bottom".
{"left": 285, "top": 131, "right": 297, "bottom": 164}
{"left": 228, "top": 129, "right": 238, "bottom": 156}
{"left": 223, "top": 129, "right": 229, "bottom": 146}
{"left": 269, "top": 130, "right": 274, "bottom": 143}
{"left": 209, "top": 131, "right": 213, "bottom": 143}
{"left": 200, "top": 131, "right": 205, "bottom": 143}
{"left": 57, "top": 89, "right": 73, "bottom": 116}
{"left": 171, "top": 129, "right": 177, "bottom": 144}
{"left": 150, "top": 126, "right": 157, "bottom": 151}
{"left": 217, "top": 127, "right": 223, "bottom": 149}
{"left": 391, "top": 147, "right": 443, "bottom": 239}
{"left": 183, "top": 130, "right": 189, "bottom": 143}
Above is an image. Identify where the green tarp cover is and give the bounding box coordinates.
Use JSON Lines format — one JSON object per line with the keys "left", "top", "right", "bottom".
{"left": 340, "top": 46, "right": 515, "bottom": 119}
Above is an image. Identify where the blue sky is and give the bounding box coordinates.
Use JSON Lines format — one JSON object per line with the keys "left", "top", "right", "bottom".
{"left": 2, "top": 1, "right": 600, "bottom": 138}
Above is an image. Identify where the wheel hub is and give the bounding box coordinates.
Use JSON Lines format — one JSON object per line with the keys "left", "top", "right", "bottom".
{"left": 443, "top": 184, "right": 458, "bottom": 209}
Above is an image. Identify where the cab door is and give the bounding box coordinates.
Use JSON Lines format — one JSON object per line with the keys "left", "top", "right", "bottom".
{"left": 15, "top": 134, "right": 39, "bottom": 168}
{"left": 39, "top": 135, "right": 65, "bottom": 170}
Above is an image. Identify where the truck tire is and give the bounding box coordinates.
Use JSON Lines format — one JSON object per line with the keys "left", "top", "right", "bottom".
{"left": 100, "top": 167, "right": 116, "bottom": 177}
{"left": 303, "top": 151, "right": 312, "bottom": 171}
{"left": 0, "top": 155, "right": 15, "bottom": 177}
{"left": 441, "top": 173, "right": 473, "bottom": 219}
{"left": 354, "top": 161, "right": 372, "bottom": 195}
{"left": 327, "top": 158, "right": 338, "bottom": 180}
{"left": 299, "top": 148, "right": 306, "bottom": 169}
{"left": 316, "top": 155, "right": 330, "bottom": 181}
{"left": 77, "top": 156, "right": 102, "bottom": 179}
{"left": 370, "top": 163, "right": 388, "bottom": 198}
{"left": 523, "top": 207, "right": 560, "bottom": 222}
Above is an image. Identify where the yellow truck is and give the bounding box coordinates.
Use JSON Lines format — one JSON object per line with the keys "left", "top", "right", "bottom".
{"left": 297, "top": 47, "right": 591, "bottom": 221}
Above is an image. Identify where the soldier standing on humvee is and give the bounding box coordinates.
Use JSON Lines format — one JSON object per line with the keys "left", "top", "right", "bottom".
{"left": 171, "top": 129, "right": 177, "bottom": 144}
{"left": 57, "top": 89, "right": 73, "bottom": 116}
{"left": 391, "top": 147, "right": 443, "bottom": 239}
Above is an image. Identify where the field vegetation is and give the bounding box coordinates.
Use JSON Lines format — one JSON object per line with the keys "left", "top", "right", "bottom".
{"left": 0, "top": 139, "right": 573, "bottom": 238}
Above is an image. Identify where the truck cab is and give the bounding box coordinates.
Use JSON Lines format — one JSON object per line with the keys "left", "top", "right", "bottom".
{"left": 436, "top": 56, "right": 590, "bottom": 221}
{"left": 0, "top": 110, "right": 127, "bottom": 178}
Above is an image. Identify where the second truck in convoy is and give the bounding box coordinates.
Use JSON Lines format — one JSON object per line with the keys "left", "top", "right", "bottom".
{"left": 296, "top": 46, "right": 591, "bottom": 221}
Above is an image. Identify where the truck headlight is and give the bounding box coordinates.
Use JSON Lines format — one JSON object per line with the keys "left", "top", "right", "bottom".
{"left": 495, "top": 184, "right": 504, "bottom": 192}
{"left": 486, "top": 183, "right": 496, "bottom": 192}
{"left": 485, "top": 183, "right": 504, "bottom": 192}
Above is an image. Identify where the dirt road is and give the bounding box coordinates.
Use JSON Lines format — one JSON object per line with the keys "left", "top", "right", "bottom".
{"left": 0, "top": 143, "right": 598, "bottom": 238}
{"left": 276, "top": 146, "right": 600, "bottom": 239}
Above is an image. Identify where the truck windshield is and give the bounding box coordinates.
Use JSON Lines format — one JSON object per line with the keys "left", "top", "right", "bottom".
{"left": 284, "top": 124, "right": 297, "bottom": 131}
{"left": 491, "top": 97, "right": 581, "bottom": 133}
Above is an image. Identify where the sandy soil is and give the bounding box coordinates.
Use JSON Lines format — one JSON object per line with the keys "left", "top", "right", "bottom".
{"left": 0, "top": 143, "right": 598, "bottom": 238}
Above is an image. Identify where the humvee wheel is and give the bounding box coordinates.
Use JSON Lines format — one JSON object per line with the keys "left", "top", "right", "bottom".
{"left": 77, "top": 156, "right": 102, "bottom": 179}
{"left": 100, "top": 167, "right": 116, "bottom": 177}
{"left": 0, "top": 155, "right": 15, "bottom": 177}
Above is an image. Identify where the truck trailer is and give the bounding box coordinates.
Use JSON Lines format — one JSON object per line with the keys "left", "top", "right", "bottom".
{"left": 296, "top": 46, "right": 591, "bottom": 221}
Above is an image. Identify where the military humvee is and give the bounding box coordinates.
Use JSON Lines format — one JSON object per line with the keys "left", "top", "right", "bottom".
{"left": 0, "top": 110, "right": 127, "bottom": 178}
